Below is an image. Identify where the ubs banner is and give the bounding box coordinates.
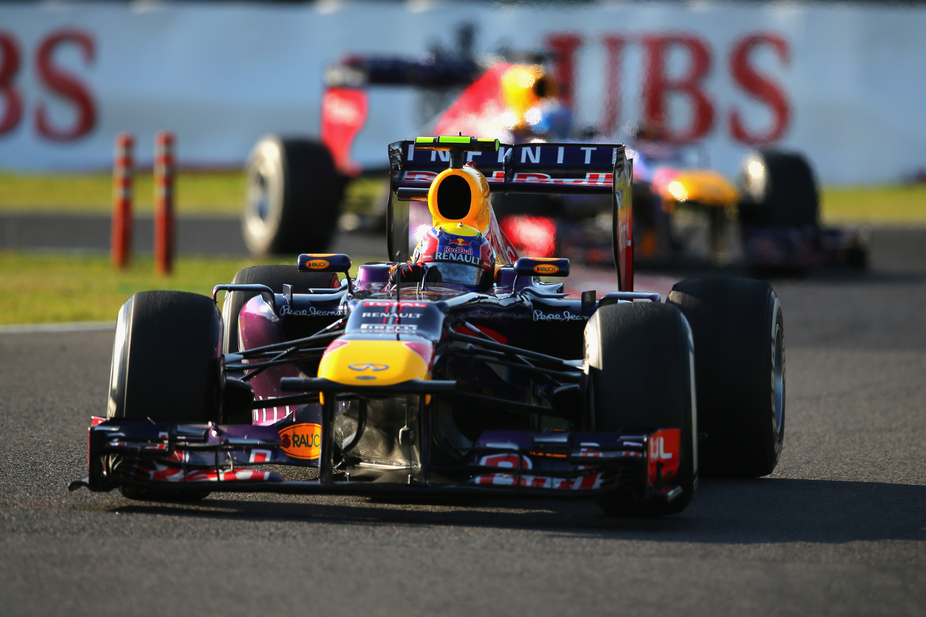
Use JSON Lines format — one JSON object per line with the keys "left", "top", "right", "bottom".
{"left": 1, "top": 1, "right": 924, "bottom": 184}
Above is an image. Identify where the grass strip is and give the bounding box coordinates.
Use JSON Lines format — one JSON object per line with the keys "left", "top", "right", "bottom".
{"left": 0, "top": 251, "right": 374, "bottom": 326}
{"left": 820, "top": 185, "right": 926, "bottom": 225}
{"left": 0, "top": 171, "right": 384, "bottom": 216}
{"left": 0, "top": 171, "right": 245, "bottom": 215}
{"left": 2, "top": 171, "right": 925, "bottom": 225}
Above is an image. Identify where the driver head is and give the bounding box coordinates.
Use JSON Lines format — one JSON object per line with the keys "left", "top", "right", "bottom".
{"left": 413, "top": 223, "right": 494, "bottom": 290}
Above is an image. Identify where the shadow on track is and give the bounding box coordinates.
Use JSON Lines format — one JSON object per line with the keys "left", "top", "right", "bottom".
{"left": 96, "top": 477, "right": 926, "bottom": 545}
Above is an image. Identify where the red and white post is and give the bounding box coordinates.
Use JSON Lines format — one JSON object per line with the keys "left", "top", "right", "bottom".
{"left": 111, "top": 132, "right": 134, "bottom": 269}
{"left": 154, "top": 131, "right": 175, "bottom": 275}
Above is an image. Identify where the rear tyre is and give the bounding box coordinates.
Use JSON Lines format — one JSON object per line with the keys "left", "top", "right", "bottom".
{"left": 243, "top": 136, "right": 345, "bottom": 255}
{"left": 107, "top": 291, "right": 222, "bottom": 501}
{"left": 586, "top": 302, "right": 697, "bottom": 517}
{"left": 737, "top": 150, "right": 819, "bottom": 228}
{"left": 667, "top": 278, "right": 785, "bottom": 477}
{"left": 221, "top": 265, "right": 338, "bottom": 354}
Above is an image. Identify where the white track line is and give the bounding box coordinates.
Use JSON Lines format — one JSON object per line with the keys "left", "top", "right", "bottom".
{"left": 0, "top": 321, "right": 115, "bottom": 335}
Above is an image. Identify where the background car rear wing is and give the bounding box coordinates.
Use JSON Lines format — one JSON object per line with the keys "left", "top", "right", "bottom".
{"left": 387, "top": 139, "right": 634, "bottom": 291}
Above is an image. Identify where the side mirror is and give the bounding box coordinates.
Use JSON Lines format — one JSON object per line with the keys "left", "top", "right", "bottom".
{"left": 298, "top": 253, "right": 353, "bottom": 293}
{"left": 297, "top": 253, "right": 351, "bottom": 273}
{"left": 513, "top": 257, "right": 570, "bottom": 278}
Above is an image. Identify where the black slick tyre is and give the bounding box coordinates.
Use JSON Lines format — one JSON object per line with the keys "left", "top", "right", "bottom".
{"left": 107, "top": 291, "right": 222, "bottom": 501}
{"left": 737, "top": 149, "right": 819, "bottom": 228}
{"left": 108, "top": 291, "right": 221, "bottom": 423}
{"left": 221, "top": 265, "right": 338, "bottom": 354}
{"left": 586, "top": 302, "right": 697, "bottom": 517}
{"left": 667, "top": 278, "right": 785, "bottom": 478}
{"left": 243, "top": 136, "right": 345, "bottom": 255}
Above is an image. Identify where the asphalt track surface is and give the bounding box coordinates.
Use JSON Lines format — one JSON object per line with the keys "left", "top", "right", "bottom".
{"left": 2, "top": 223, "right": 925, "bottom": 616}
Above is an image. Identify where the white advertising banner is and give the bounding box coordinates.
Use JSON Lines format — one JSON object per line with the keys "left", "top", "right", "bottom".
{"left": 0, "top": 1, "right": 924, "bottom": 185}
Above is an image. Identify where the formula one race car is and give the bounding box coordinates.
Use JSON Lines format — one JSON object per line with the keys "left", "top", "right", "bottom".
{"left": 241, "top": 53, "right": 570, "bottom": 255}
{"left": 245, "top": 44, "right": 865, "bottom": 273}
{"left": 628, "top": 136, "right": 868, "bottom": 270}
{"left": 72, "top": 137, "right": 786, "bottom": 518}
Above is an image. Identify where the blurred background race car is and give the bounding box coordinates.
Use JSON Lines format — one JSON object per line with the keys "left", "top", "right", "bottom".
{"left": 626, "top": 128, "right": 869, "bottom": 271}
{"left": 242, "top": 30, "right": 867, "bottom": 273}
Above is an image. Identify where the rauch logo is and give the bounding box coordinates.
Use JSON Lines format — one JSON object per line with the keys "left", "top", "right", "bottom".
{"left": 279, "top": 423, "right": 322, "bottom": 460}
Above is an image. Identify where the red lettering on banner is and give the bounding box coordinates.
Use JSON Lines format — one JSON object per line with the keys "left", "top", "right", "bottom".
{"left": 600, "top": 35, "right": 626, "bottom": 135}
{"left": 729, "top": 33, "right": 791, "bottom": 145}
{"left": 35, "top": 29, "right": 96, "bottom": 141}
{"left": 545, "top": 33, "right": 582, "bottom": 110}
{"left": 0, "top": 32, "right": 23, "bottom": 136}
{"left": 548, "top": 30, "right": 792, "bottom": 145}
{"left": 642, "top": 34, "right": 715, "bottom": 144}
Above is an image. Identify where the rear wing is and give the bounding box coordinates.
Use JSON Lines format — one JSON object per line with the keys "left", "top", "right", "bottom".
{"left": 386, "top": 139, "right": 634, "bottom": 291}
{"left": 321, "top": 56, "right": 482, "bottom": 176}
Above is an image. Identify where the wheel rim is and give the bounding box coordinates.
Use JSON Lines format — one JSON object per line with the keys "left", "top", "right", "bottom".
{"left": 772, "top": 321, "right": 784, "bottom": 434}
{"left": 247, "top": 169, "right": 270, "bottom": 223}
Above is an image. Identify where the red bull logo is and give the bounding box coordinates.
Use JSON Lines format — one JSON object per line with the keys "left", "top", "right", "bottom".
{"left": 442, "top": 236, "right": 475, "bottom": 255}
{"left": 443, "top": 245, "right": 473, "bottom": 255}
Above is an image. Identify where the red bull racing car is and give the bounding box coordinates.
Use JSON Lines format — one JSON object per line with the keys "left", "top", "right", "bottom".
{"left": 246, "top": 46, "right": 865, "bottom": 273}
{"left": 72, "top": 137, "right": 786, "bottom": 517}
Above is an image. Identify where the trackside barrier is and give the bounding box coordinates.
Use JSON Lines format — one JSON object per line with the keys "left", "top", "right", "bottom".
{"left": 111, "top": 132, "right": 134, "bottom": 269}
{"left": 154, "top": 131, "right": 175, "bottom": 275}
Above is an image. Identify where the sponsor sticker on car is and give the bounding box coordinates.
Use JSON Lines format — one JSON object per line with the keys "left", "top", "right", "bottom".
{"left": 533, "top": 263, "right": 560, "bottom": 275}
{"left": 647, "top": 428, "right": 681, "bottom": 486}
{"left": 279, "top": 423, "right": 322, "bottom": 460}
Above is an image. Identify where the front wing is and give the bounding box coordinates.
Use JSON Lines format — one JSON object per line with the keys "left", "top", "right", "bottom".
{"left": 71, "top": 416, "right": 684, "bottom": 505}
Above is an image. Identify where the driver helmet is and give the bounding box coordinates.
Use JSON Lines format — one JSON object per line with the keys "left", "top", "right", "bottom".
{"left": 413, "top": 222, "right": 495, "bottom": 290}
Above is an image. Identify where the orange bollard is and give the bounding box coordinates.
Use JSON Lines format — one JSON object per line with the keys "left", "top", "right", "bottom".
{"left": 154, "top": 131, "right": 175, "bottom": 275}
{"left": 111, "top": 132, "right": 134, "bottom": 269}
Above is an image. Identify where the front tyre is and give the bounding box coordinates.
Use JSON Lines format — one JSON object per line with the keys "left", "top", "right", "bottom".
{"left": 586, "top": 302, "right": 697, "bottom": 517}
{"left": 108, "top": 291, "right": 222, "bottom": 423}
{"left": 107, "top": 291, "right": 222, "bottom": 501}
{"left": 667, "top": 278, "right": 785, "bottom": 477}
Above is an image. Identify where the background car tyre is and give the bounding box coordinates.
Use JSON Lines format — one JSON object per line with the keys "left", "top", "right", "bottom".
{"left": 737, "top": 149, "right": 819, "bottom": 228}
{"left": 243, "top": 136, "right": 346, "bottom": 255}
{"left": 667, "top": 278, "right": 785, "bottom": 478}
{"left": 107, "top": 291, "right": 222, "bottom": 501}
{"left": 586, "top": 302, "right": 697, "bottom": 517}
{"left": 221, "top": 265, "right": 339, "bottom": 354}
